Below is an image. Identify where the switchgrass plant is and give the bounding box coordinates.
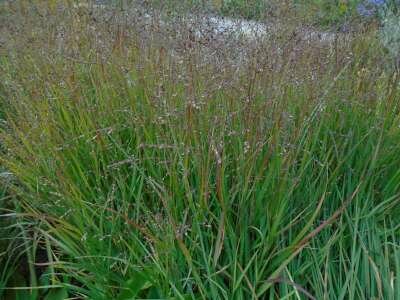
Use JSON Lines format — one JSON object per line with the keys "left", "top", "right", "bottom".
{"left": 0, "top": 1, "right": 400, "bottom": 299}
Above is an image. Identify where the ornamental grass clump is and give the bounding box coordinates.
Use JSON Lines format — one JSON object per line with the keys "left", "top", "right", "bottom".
{"left": 0, "top": 1, "right": 400, "bottom": 299}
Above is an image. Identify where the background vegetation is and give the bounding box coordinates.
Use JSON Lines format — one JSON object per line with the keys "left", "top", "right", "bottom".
{"left": 142, "top": 0, "right": 395, "bottom": 26}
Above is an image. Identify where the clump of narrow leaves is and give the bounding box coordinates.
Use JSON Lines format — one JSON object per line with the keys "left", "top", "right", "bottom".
{"left": 0, "top": 1, "right": 399, "bottom": 299}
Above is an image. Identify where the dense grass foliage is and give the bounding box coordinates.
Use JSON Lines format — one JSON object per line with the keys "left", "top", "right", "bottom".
{"left": 1, "top": 1, "right": 400, "bottom": 299}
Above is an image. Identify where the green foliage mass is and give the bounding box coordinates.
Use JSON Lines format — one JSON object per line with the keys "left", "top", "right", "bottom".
{"left": 1, "top": 1, "right": 400, "bottom": 299}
